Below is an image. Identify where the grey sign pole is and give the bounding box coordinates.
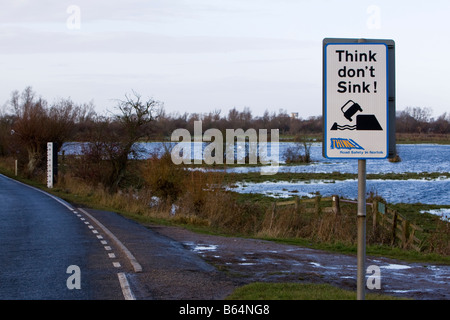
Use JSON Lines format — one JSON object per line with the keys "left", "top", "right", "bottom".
{"left": 356, "top": 37, "right": 367, "bottom": 301}
{"left": 357, "top": 159, "right": 366, "bottom": 300}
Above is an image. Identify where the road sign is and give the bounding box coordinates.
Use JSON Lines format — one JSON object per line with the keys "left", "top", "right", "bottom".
{"left": 323, "top": 38, "right": 395, "bottom": 159}
{"left": 323, "top": 38, "right": 396, "bottom": 300}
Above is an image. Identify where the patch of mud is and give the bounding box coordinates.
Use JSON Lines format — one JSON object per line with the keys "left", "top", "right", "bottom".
{"left": 149, "top": 224, "right": 450, "bottom": 300}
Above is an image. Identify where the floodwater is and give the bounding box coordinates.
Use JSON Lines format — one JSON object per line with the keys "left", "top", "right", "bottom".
{"left": 61, "top": 142, "right": 450, "bottom": 174}
{"left": 61, "top": 142, "right": 450, "bottom": 207}
{"left": 213, "top": 143, "right": 450, "bottom": 174}
{"left": 223, "top": 143, "right": 450, "bottom": 216}
{"left": 230, "top": 177, "right": 450, "bottom": 205}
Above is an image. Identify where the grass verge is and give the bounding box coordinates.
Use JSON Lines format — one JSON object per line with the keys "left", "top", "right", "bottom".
{"left": 225, "top": 282, "right": 406, "bottom": 300}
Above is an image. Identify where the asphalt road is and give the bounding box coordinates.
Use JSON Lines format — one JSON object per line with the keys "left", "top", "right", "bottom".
{"left": 0, "top": 174, "right": 127, "bottom": 300}
{"left": 0, "top": 174, "right": 237, "bottom": 301}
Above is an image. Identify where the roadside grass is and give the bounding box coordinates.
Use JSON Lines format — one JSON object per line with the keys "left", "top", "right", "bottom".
{"left": 240, "top": 193, "right": 450, "bottom": 264}
{"left": 225, "top": 282, "right": 406, "bottom": 300}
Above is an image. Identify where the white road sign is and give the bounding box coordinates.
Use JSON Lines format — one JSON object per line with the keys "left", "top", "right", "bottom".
{"left": 323, "top": 40, "right": 389, "bottom": 159}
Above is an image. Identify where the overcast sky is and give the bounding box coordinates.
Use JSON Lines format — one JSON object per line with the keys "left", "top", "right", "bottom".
{"left": 1, "top": 0, "right": 449, "bottom": 119}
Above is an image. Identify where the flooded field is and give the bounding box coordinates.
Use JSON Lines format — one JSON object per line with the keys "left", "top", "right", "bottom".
{"left": 62, "top": 142, "right": 450, "bottom": 208}
{"left": 230, "top": 177, "right": 450, "bottom": 205}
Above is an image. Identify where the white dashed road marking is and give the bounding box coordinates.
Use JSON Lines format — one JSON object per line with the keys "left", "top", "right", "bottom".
{"left": 78, "top": 208, "right": 142, "bottom": 273}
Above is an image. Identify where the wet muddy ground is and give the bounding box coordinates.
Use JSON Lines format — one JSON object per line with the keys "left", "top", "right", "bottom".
{"left": 149, "top": 224, "right": 449, "bottom": 300}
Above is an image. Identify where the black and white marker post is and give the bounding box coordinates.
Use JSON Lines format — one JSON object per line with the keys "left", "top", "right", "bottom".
{"left": 47, "top": 142, "right": 53, "bottom": 188}
{"left": 47, "top": 142, "right": 58, "bottom": 189}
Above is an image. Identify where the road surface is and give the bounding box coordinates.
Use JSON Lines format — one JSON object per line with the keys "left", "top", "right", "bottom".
{"left": 0, "top": 173, "right": 236, "bottom": 300}
{"left": 0, "top": 174, "right": 130, "bottom": 299}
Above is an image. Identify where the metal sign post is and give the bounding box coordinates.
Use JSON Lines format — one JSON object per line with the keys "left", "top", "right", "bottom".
{"left": 323, "top": 38, "right": 395, "bottom": 300}
{"left": 357, "top": 159, "right": 366, "bottom": 300}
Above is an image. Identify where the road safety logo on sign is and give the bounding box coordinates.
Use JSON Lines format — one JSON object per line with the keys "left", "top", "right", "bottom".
{"left": 323, "top": 39, "right": 389, "bottom": 159}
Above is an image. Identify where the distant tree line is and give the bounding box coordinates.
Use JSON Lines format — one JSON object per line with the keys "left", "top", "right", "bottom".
{"left": 152, "top": 107, "right": 322, "bottom": 138}
{"left": 152, "top": 106, "right": 450, "bottom": 137}
{"left": 1, "top": 87, "right": 449, "bottom": 179}
{"left": 396, "top": 106, "right": 450, "bottom": 134}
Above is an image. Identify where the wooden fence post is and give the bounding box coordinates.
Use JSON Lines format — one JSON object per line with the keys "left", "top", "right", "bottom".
{"left": 315, "top": 195, "right": 321, "bottom": 215}
{"left": 401, "top": 220, "right": 410, "bottom": 249}
{"left": 332, "top": 195, "right": 340, "bottom": 215}
{"left": 372, "top": 200, "right": 378, "bottom": 235}
{"left": 391, "top": 210, "right": 398, "bottom": 246}
{"left": 295, "top": 196, "right": 300, "bottom": 214}
{"left": 269, "top": 203, "right": 276, "bottom": 231}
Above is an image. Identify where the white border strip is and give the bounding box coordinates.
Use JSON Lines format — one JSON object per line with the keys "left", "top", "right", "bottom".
{"left": 0, "top": 173, "right": 75, "bottom": 210}
{"left": 117, "top": 273, "right": 136, "bottom": 300}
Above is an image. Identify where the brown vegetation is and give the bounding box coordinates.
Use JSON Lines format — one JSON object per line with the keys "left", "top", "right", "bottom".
{"left": 5, "top": 87, "right": 94, "bottom": 177}
{"left": 71, "top": 91, "right": 161, "bottom": 192}
{"left": 0, "top": 87, "right": 448, "bottom": 256}
{"left": 45, "top": 149, "right": 448, "bottom": 256}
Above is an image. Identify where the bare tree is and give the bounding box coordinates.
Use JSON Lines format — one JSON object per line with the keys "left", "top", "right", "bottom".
{"left": 10, "top": 87, "right": 83, "bottom": 176}
{"left": 397, "top": 106, "right": 433, "bottom": 134}
{"left": 433, "top": 112, "right": 450, "bottom": 133}
{"left": 79, "top": 91, "right": 161, "bottom": 192}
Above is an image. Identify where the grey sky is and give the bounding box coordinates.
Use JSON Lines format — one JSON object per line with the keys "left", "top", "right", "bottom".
{"left": 1, "top": 0, "right": 449, "bottom": 118}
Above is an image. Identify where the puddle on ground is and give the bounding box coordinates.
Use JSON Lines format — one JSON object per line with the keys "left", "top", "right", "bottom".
{"left": 178, "top": 237, "right": 450, "bottom": 300}
{"left": 310, "top": 262, "right": 322, "bottom": 268}
{"left": 193, "top": 244, "right": 218, "bottom": 252}
{"left": 183, "top": 242, "right": 219, "bottom": 253}
{"left": 381, "top": 264, "right": 412, "bottom": 270}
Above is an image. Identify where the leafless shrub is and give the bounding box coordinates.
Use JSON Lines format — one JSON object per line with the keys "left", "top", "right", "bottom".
{"left": 284, "top": 135, "right": 312, "bottom": 164}
{"left": 73, "top": 91, "right": 161, "bottom": 192}
{"left": 140, "top": 147, "right": 188, "bottom": 202}
{"left": 9, "top": 87, "right": 89, "bottom": 177}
